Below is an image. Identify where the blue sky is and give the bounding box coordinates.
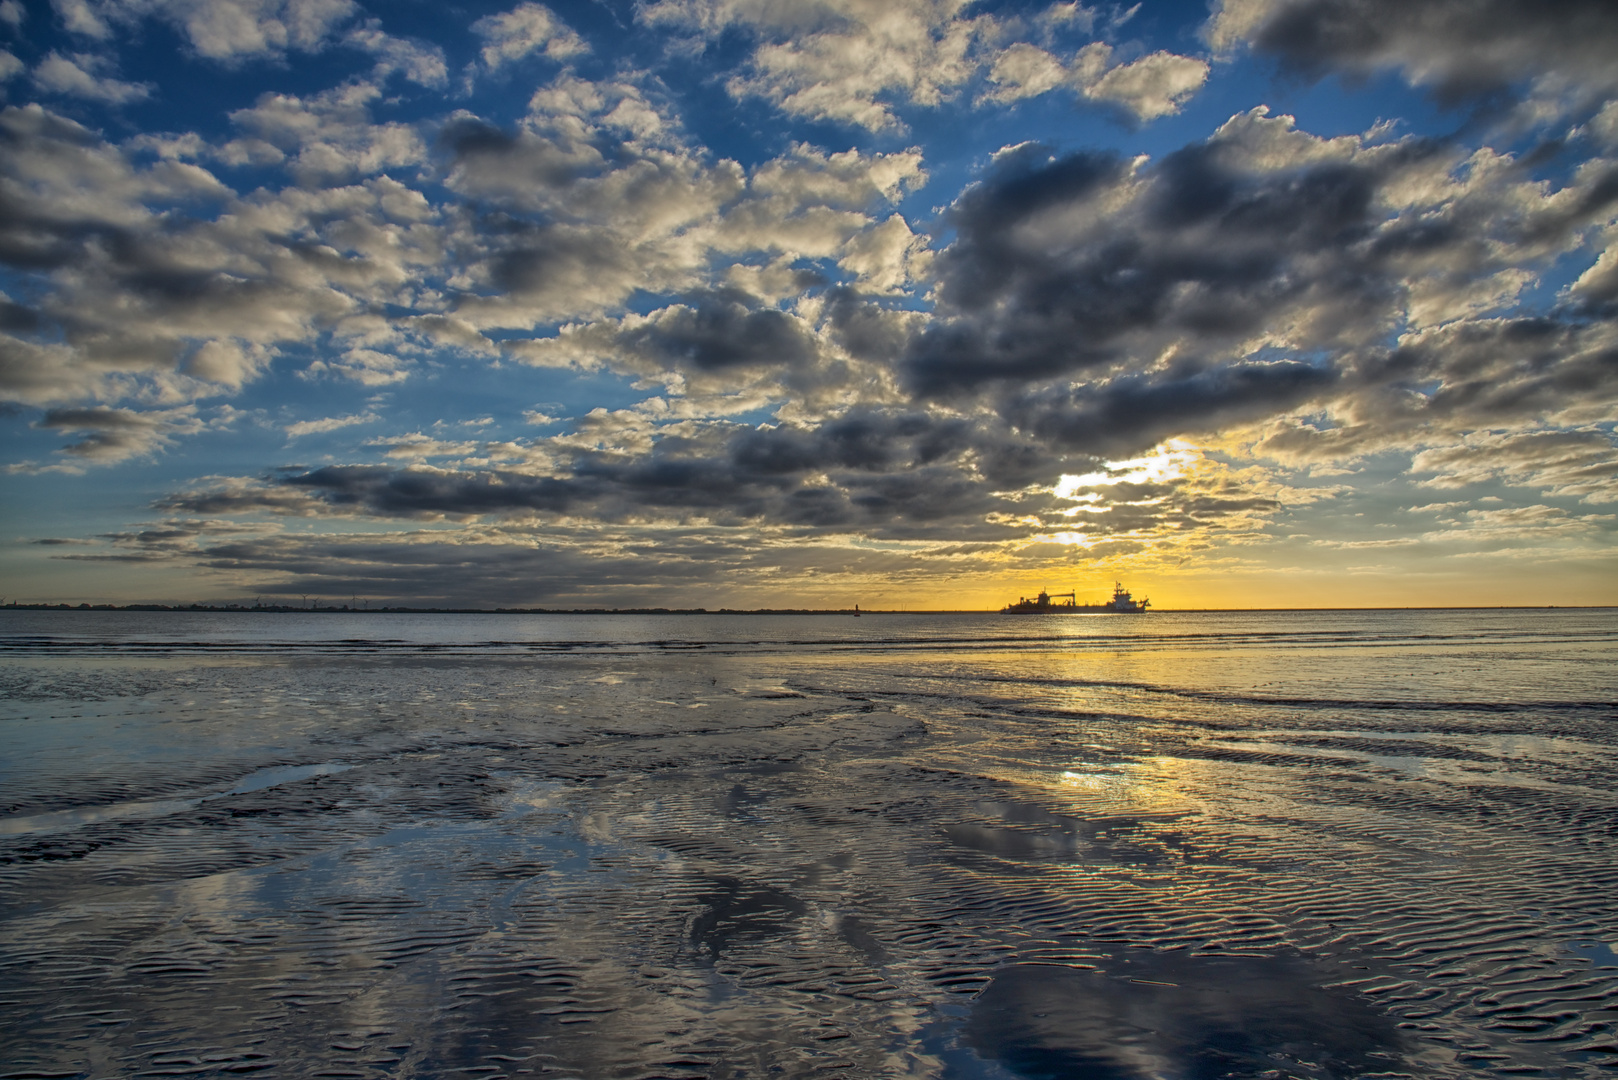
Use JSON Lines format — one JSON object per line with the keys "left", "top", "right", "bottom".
{"left": 1, "top": 0, "right": 1615, "bottom": 608}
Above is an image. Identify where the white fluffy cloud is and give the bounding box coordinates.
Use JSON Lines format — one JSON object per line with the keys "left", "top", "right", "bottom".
{"left": 643, "top": 0, "right": 989, "bottom": 131}
{"left": 222, "top": 82, "right": 428, "bottom": 183}
{"left": 644, "top": 0, "right": 1209, "bottom": 130}
{"left": 441, "top": 92, "right": 925, "bottom": 331}
{"left": 53, "top": 0, "right": 358, "bottom": 59}
{"left": 1085, "top": 49, "right": 1210, "bottom": 121}
{"left": 47, "top": 0, "right": 443, "bottom": 87}
{"left": 983, "top": 41, "right": 1208, "bottom": 120}
{"left": 0, "top": 98, "right": 449, "bottom": 418}
{"left": 345, "top": 21, "right": 447, "bottom": 86}
{"left": 32, "top": 51, "right": 151, "bottom": 103}
{"left": 473, "top": 2, "right": 587, "bottom": 69}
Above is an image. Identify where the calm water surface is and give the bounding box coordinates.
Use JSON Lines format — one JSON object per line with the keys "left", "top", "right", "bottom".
{"left": 1, "top": 609, "right": 1615, "bottom": 1078}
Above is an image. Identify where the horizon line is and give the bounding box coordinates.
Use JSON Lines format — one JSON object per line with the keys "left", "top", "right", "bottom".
{"left": 2, "top": 603, "right": 1613, "bottom": 614}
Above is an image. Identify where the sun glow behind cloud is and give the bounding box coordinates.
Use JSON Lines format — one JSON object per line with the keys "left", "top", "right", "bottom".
{"left": 1055, "top": 439, "right": 1200, "bottom": 501}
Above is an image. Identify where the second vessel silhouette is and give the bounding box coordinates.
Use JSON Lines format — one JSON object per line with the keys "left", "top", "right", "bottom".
{"left": 1002, "top": 581, "right": 1151, "bottom": 613}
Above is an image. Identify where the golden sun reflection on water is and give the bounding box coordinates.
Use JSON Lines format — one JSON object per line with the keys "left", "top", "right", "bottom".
{"left": 1053, "top": 754, "right": 1210, "bottom": 816}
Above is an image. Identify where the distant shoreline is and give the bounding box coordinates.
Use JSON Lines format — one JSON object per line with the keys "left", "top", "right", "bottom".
{"left": 1, "top": 603, "right": 1612, "bottom": 614}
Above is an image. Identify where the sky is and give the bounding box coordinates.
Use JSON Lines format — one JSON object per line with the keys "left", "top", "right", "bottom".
{"left": 1, "top": 0, "right": 1615, "bottom": 609}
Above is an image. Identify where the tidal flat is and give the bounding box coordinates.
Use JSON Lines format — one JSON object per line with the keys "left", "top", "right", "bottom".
{"left": 1, "top": 609, "right": 1615, "bottom": 1078}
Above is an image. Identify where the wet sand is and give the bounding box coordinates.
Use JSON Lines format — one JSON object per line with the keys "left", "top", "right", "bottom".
{"left": 1, "top": 610, "right": 1615, "bottom": 1078}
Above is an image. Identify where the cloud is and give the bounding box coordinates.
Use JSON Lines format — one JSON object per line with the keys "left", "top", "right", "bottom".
{"left": 1569, "top": 224, "right": 1618, "bottom": 311}
{"left": 981, "top": 43, "right": 1070, "bottom": 105}
{"left": 369, "top": 433, "right": 482, "bottom": 461}
{"left": 181, "top": 339, "right": 272, "bottom": 389}
{"left": 154, "top": 405, "right": 1044, "bottom": 532}
{"left": 344, "top": 21, "right": 447, "bottom": 86}
{"left": 32, "top": 51, "right": 151, "bottom": 103}
{"left": 1402, "top": 503, "right": 1618, "bottom": 551}
{"left": 646, "top": 0, "right": 1209, "bottom": 131}
{"left": 223, "top": 82, "right": 427, "bottom": 183}
{"left": 592, "top": 291, "right": 819, "bottom": 374}
{"left": 901, "top": 107, "right": 1618, "bottom": 471}
{"left": 303, "top": 347, "right": 413, "bottom": 385}
{"left": 437, "top": 98, "right": 740, "bottom": 325}
{"left": 443, "top": 110, "right": 923, "bottom": 328}
{"left": 285, "top": 411, "right": 378, "bottom": 438}
{"left": 473, "top": 2, "right": 588, "bottom": 70}
{"left": 1411, "top": 430, "right": 1618, "bottom": 503}
{"left": 51, "top": 0, "right": 116, "bottom": 39}
{"left": 1255, "top": 315, "right": 1618, "bottom": 465}
{"left": 146, "top": 399, "right": 1300, "bottom": 567}
{"left": 1005, "top": 361, "right": 1339, "bottom": 459}
{"left": 1205, "top": 0, "right": 1618, "bottom": 120}
{"left": 126, "top": 417, "right": 1312, "bottom": 605}
{"left": 49, "top": 0, "right": 437, "bottom": 85}
{"left": 0, "top": 79, "right": 930, "bottom": 426}
{"left": 1084, "top": 49, "right": 1210, "bottom": 121}
{"left": 0, "top": 101, "right": 449, "bottom": 415}
{"left": 643, "top": 0, "right": 988, "bottom": 132}
{"left": 982, "top": 42, "right": 1209, "bottom": 122}
{"left": 56, "top": 0, "right": 359, "bottom": 61}
{"left": 838, "top": 213, "right": 929, "bottom": 293}
{"left": 33, "top": 405, "right": 199, "bottom": 466}
{"left": 94, "top": 526, "right": 782, "bottom": 606}
{"left": 512, "top": 283, "right": 919, "bottom": 418}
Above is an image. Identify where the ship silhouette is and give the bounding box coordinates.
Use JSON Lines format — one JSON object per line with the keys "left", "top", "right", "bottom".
{"left": 1002, "top": 581, "right": 1150, "bottom": 613}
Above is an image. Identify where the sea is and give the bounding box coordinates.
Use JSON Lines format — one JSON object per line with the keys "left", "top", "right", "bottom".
{"left": 1, "top": 607, "right": 1615, "bottom": 1079}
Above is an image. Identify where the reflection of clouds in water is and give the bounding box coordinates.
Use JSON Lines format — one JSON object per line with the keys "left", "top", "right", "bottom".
{"left": 578, "top": 810, "right": 615, "bottom": 843}
{"left": 966, "top": 957, "right": 1407, "bottom": 1079}
{"left": 1570, "top": 940, "right": 1618, "bottom": 969}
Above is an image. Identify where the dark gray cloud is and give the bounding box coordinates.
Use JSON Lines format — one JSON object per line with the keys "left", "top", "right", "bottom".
{"left": 0, "top": 298, "right": 41, "bottom": 332}
{"left": 896, "top": 106, "right": 1618, "bottom": 471}
{"left": 1259, "top": 315, "right": 1618, "bottom": 465}
{"left": 1209, "top": 0, "right": 1618, "bottom": 110}
{"left": 904, "top": 131, "right": 1438, "bottom": 396}
{"left": 35, "top": 405, "right": 190, "bottom": 463}
{"left": 152, "top": 406, "right": 1114, "bottom": 537}
{"left": 144, "top": 391, "right": 1303, "bottom": 580}
{"left": 612, "top": 290, "right": 818, "bottom": 373}
{"left": 1388, "top": 318, "right": 1618, "bottom": 425}
{"left": 822, "top": 287, "right": 914, "bottom": 364}
{"left": 482, "top": 218, "right": 642, "bottom": 299}
{"left": 1007, "top": 361, "right": 1339, "bottom": 458}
